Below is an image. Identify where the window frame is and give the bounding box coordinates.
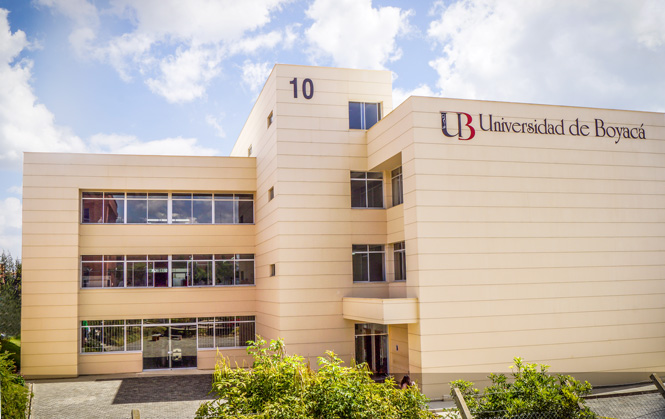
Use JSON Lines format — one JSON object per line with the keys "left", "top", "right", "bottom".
{"left": 350, "top": 171, "right": 384, "bottom": 209}
{"left": 393, "top": 241, "right": 406, "bottom": 281}
{"left": 352, "top": 244, "right": 385, "bottom": 283}
{"left": 349, "top": 102, "right": 382, "bottom": 130}
{"left": 391, "top": 167, "right": 403, "bottom": 207}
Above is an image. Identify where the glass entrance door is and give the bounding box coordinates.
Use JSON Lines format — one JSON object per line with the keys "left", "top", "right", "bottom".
{"left": 143, "top": 324, "right": 197, "bottom": 369}
{"left": 354, "top": 323, "right": 388, "bottom": 378}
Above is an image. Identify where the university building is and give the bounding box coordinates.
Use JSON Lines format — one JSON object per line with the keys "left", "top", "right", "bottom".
{"left": 21, "top": 64, "right": 665, "bottom": 398}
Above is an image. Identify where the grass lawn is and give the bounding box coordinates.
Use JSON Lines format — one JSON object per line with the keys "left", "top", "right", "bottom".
{"left": 1, "top": 336, "right": 21, "bottom": 370}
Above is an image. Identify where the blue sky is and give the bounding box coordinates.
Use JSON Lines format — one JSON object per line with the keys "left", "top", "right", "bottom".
{"left": 0, "top": 0, "right": 664, "bottom": 258}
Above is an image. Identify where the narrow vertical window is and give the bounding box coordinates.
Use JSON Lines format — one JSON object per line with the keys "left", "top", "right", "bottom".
{"left": 391, "top": 167, "right": 403, "bottom": 206}
{"left": 81, "top": 192, "right": 103, "bottom": 223}
{"left": 267, "top": 111, "right": 273, "bottom": 128}
{"left": 393, "top": 242, "right": 406, "bottom": 281}
{"left": 270, "top": 264, "right": 276, "bottom": 277}
{"left": 268, "top": 187, "right": 274, "bottom": 201}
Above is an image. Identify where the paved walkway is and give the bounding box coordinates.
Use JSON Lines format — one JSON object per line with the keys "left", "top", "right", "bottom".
{"left": 30, "top": 372, "right": 215, "bottom": 419}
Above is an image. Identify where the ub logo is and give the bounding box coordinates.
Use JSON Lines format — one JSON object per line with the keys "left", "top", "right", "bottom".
{"left": 441, "top": 112, "right": 475, "bottom": 140}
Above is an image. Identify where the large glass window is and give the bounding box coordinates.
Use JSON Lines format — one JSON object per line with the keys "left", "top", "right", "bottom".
{"left": 349, "top": 102, "right": 381, "bottom": 130}
{"left": 215, "top": 254, "right": 255, "bottom": 286}
{"left": 393, "top": 242, "right": 406, "bottom": 281}
{"left": 351, "top": 172, "right": 383, "bottom": 208}
{"left": 81, "top": 317, "right": 255, "bottom": 354}
{"left": 391, "top": 167, "right": 403, "bottom": 206}
{"left": 352, "top": 245, "right": 385, "bottom": 282}
{"left": 82, "top": 192, "right": 253, "bottom": 225}
{"left": 214, "top": 194, "right": 254, "bottom": 224}
{"left": 82, "top": 254, "right": 254, "bottom": 288}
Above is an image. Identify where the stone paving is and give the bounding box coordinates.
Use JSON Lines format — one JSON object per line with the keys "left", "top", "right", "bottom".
{"left": 30, "top": 373, "right": 215, "bottom": 419}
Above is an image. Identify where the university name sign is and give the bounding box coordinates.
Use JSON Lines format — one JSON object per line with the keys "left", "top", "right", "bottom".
{"left": 441, "top": 112, "right": 647, "bottom": 143}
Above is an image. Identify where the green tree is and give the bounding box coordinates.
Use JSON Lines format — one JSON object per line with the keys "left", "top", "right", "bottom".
{"left": 451, "top": 357, "right": 597, "bottom": 418}
{"left": 197, "top": 338, "right": 435, "bottom": 419}
{"left": 0, "top": 252, "right": 21, "bottom": 338}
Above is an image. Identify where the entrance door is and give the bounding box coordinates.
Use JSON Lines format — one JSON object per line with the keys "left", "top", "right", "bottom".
{"left": 354, "top": 323, "right": 388, "bottom": 377}
{"left": 143, "top": 324, "right": 197, "bottom": 369}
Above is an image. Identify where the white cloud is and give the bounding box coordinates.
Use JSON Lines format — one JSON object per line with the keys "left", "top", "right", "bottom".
{"left": 205, "top": 115, "right": 226, "bottom": 139}
{"left": 89, "top": 133, "right": 218, "bottom": 156}
{"left": 427, "top": 0, "right": 665, "bottom": 111}
{"left": 393, "top": 84, "right": 438, "bottom": 108}
{"left": 0, "top": 196, "right": 21, "bottom": 259}
{"left": 38, "top": 0, "right": 292, "bottom": 102}
{"left": 146, "top": 46, "right": 222, "bottom": 103}
{"left": 0, "top": 9, "right": 87, "bottom": 169}
{"left": 305, "top": 0, "right": 413, "bottom": 70}
{"left": 241, "top": 60, "right": 272, "bottom": 93}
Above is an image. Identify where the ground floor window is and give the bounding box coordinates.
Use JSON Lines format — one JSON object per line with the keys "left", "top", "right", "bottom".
{"left": 80, "top": 316, "right": 256, "bottom": 355}
{"left": 354, "top": 323, "right": 388, "bottom": 376}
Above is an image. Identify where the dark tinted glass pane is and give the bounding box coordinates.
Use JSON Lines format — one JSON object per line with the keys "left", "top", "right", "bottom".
{"left": 126, "top": 255, "right": 147, "bottom": 261}
{"left": 237, "top": 254, "right": 254, "bottom": 260}
{"left": 151, "top": 261, "right": 169, "bottom": 287}
{"left": 104, "top": 198, "right": 124, "bottom": 223}
{"left": 369, "top": 252, "right": 384, "bottom": 282}
{"left": 215, "top": 260, "right": 234, "bottom": 286}
{"left": 172, "top": 193, "right": 191, "bottom": 199}
{"left": 193, "top": 200, "right": 212, "bottom": 224}
{"left": 192, "top": 261, "right": 212, "bottom": 286}
{"left": 82, "top": 261, "right": 103, "bottom": 288}
{"left": 350, "top": 171, "right": 365, "bottom": 179}
{"left": 82, "top": 199, "right": 103, "bottom": 223}
{"left": 236, "top": 260, "right": 255, "bottom": 285}
{"left": 349, "top": 102, "right": 362, "bottom": 129}
{"left": 215, "top": 254, "right": 234, "bottom": 260}
{"left": 126, "top": 199, "right": 147, "bottom": 223}
{"left": 172, "top": 261, "right": 188, "bottom": 287}
{"left": 238, "top": 322, "right": 255, "bottom": 347}
{"left": 353, "top": 252, "right": 368, "bottom": 282}
{"left": 236, "top": 194, "right": 253, "bottom": 200}
{"left": 104, "top": 192, "right": 125, "bottom": 199}
{"left": 392, "top": 174, "right": 403, "bottom": 206}
{"left": 82, "top": 192, "right": 103, "bottom": 199}
{"left": 127, "top": 193, "right": 147, "bottom": 198}
{"left": 351, "top": 180, "right": 366, "bottom": 208}
{"left": 104, "top": 260, "right": 124, "bottom": 287}
{"left": 171, "top": 199, "right": 191, "bottom": 223}
{"left": 394, "top": 249, "right": 405, "bottom": 281}
{"left": 148, "top": 199, "right": 168, "bottom": 223}
{"left": 172, "top": 254, "right": 192, "bottom": 261}
{"left": 366, "top": 172, "right": 383, "bottom": 180}
{"left": 214, "top": 200, "right": 234, "bottom": 224}
{"left": 82, "top": 255, "right": 103, "bottom": 261}
{"left": 149, "top": 193, "right": 168, "bottom": 198}
{"left": 352, "top": 244, "right": 367, "bottom": 252}
{"left": 238, "top": 200, "right": 253, "bottom": 223}
{"left": 368, "top": 245, "right": 383, "bottom": 252}
{"left": 149, "top": 255, "right": 168, "bottom": 261}
{"left": 366, "top": 180, "right": 383, "bottom": 208}
{"left": 364, "top": 103, "right": 379, "bottom": 129}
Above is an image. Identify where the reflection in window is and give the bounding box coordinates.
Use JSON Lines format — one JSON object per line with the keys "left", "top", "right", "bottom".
{"left": 393, "top": 242, "right": 406, "bottom": 281}
{"left": 82, "top": 254, "right": 255, "bottom": 288}
{"left": 351, "top": 172, "right": 383, "bottom": 208}
{"left": 391, "top": 167, "right": 403, "bottom": 206}
{"left": 352, "top": 245, "right": 385, "bottom": 282}
{"left": 81, "top": 192, "right": 253, "bottom": 225}
{"left": 349, "top": 102, "right": 381, "bottom": 130}
{"left": 198, "top": 316, "right": 256, "bottom": 349}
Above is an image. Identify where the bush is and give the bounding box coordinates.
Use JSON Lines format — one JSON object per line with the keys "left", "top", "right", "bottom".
{"left": 0, "top": 337, "right": 21, "bottom": 370}
{"left": 451, "top": 357, "right": 597, "bottom": 418}
{"left": 0, "top": 351, "right": 29, "bottom": 419}
{"left": 197, "top": 338, "right": 435, "bottom": 419}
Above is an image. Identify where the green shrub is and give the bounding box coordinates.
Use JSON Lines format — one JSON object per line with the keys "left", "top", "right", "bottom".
{"left": 1, "top": 351, "right": 29, "bottom": 419}
{"left": 197, "top": 338, "right": 435, "bottom": 419}
{"left": 1, "top": 337, "right": 21, "bottom": 370}
{"left": 451, "top": 357, "right": 596, "bottom": 418}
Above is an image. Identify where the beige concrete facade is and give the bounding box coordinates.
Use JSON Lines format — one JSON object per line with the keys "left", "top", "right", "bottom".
{"left": 22, "top": 64, "right": 665, "bottom": 399}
